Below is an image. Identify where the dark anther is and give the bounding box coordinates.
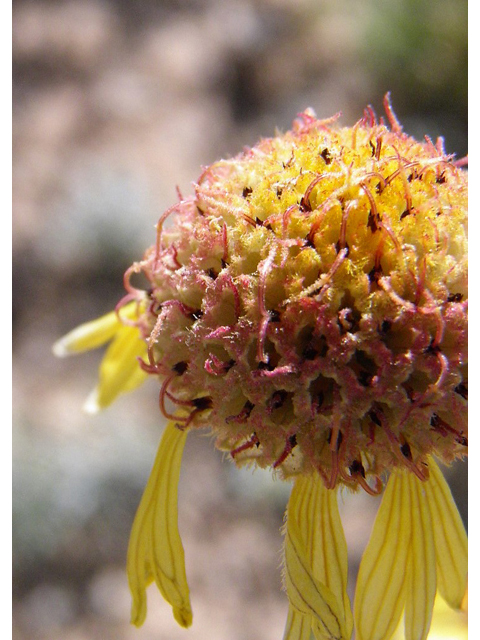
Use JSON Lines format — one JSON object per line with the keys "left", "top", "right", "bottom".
{"left": 321, "top": 148, "right": 332, "bottom": 165}
{"left": 380, "top": 320, "right": 392, "bottom": 334}
{"left": 304, "top": 236, "right": 316, "bottom": 249}
{"left": 255, "top": 217, "right": 264, "bottom": 226}
{"left": 358, "top": 370, "right": 373, "bottom": 387}
{"left": 316, "top": 391, "right": 324, "bottom": 410}
{"left": 400, "top": 442, "right": 412, "bottom": 460}
{"left": 150, "top": 300, "right": 162, "bottom": 316}
{"left": 192, "top": 396, "right": 213, "bottom": 411}
{"left": 207, "top": 268, "right": 219, "bottom": 280}
{"left": 302, "top": 346, "right": 318, "bottom": 361}
{"left": 338, "top": 308, "right": 361, "bottom": 335}
{"left": 436, "top": 172, "right": 447, "bottom": 184}
{"left": 172, "top": 361, "right": 188, "bottom": 375}
{"left": 425, "top": 340, "right": 441, "bottom": 355}
{"left": 269, "top": 309, "right": 281, "bottom": 323}
{"left": 400, "top": 209, "right": 411, "bottom": 220}
{"left": 404, "top": 384, "right": 416, "bottom": 402}
{"left": 369, "top": 140, "right": 376, "bottom": 157}
{"left": 447, "top": 293, "right": 463, "bottom": 303}
{"left": 327, "top": 429, "right": 343, "bottom": 448}
{"left": 299, "top": 194, "right": 312, "bottom": 212}
{"left": 258, "top": 360, "right": 275, "bottom": 371}
{"left": 368, "top": 409, "right": 381, "bottom": 427}
{"left": 349, "top": 459, "right": 366, "bottom": 478}
{"left": 276, "top": 187, "right": 283, "bottom": 198}
{"left": 354, "top": 349, "right": 376, "bottom": 368}
{"left": 226, "top": 400, "right": 254, "bottom": 424}
{"left": 430, "top": 414, "right": 441, "bottom": 428}
{"left": 407, "top": 169, "right": 423, "bottom": 183}
{"left": 430, "top": 412, "right": 451, "bottom": 437}
{"left": 244, "top": 400, "right": 255, "bottom": 414}
{"left": 454, "top": 382, "right": 468, "bottom": 400}
{"left": 268, "top": 390, "right": 288, "bottom": 411}
{"left": 320, "top": 339, "right": 329, "bottom": 357}
{"left": 303, "top": 334, "right": 328, "bottom": 359}
{"left": 367, "top": 210, "right": 381, "bottom": 233}
{"left": 335, "top": 240, "right": 349, "bottom": 256}
{"left": 336, "top": 430, "right": 343, "bottom": 448}
{"left": 355, "top": 350, "right": 376, "bottom": 386}
{"left": 288, "top": 433, "right": 297, "bottom": 448}
{"left": 189, "top": 310, "right": 203, "bottom": 321}
{"left": 368, "top": 264, "right": 382, "bottom": 283}
{"left": 242, "top": 187, "right": 253, "bottom": 198}
{"left": 430, "top": 413, "right": 468, "bottom": 446}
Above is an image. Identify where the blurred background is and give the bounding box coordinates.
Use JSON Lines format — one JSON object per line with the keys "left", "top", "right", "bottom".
{"left": 13, "top": 0, "right": 467, "bottom": 639}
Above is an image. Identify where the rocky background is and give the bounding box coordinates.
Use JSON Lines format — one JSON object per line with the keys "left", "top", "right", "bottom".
{"left": 13, "top": 1, "right": 467, "bottom": 639}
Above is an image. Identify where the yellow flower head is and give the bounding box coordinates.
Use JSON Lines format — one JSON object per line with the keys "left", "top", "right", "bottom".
{"left": 130, "top": 94, "right": 467, "bottom": 493}
{"left": 54, "top": 95, "right": 467, "bottom": 640}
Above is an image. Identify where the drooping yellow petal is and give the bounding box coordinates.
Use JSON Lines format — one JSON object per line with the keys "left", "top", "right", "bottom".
{"left": 53, "top": 301, "right": 149, "bottom": 412}
{"left": 424, "top": 458, "right": 467, "bottom": 609}
{"left": 390, "top": 593, "right": 468, "bottom": 640}
{"left": 126, "top": 421, "right": 192, "bottom": 628}
{"left": 354, "top": 471, "right": 411, "bottom": 640}
{"left": 287, "top": 475, "right": 352, "bottom": 639}
{"left": 84, "top": 324, "right": 148, "bottom": 412}
{"left": 427, "top": 593, "right": 468, "bottom": 640}
{"left": 284, "top": 500, "right": 347, "bottom": 640}
{"left": 52, "top": 302, "right": 140, "bottom": 356}
{"left": 282, "top": 605, "right": 313, "bottom": 640}
{"left": 404, "top": 472, "right": 436, "bottom": 640}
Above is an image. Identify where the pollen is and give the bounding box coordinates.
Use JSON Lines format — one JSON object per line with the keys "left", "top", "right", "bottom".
{"left": 130, "top": 94, "right": 467, "bottom": 493}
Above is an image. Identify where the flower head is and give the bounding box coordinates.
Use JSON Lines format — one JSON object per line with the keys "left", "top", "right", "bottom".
{"left": 54, "top": 95, "right": 467, "bottom": 640}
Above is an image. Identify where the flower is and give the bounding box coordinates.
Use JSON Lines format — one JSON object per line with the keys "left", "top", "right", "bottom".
{"left": 54, "top": 94, "right": 467, "bottom": 640}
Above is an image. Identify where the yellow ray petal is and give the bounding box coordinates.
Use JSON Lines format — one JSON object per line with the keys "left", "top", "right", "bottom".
{"left": 424, "top": 458, "right": 467, "bottom": 609}
{"left": 282, "top": 605, "right": 313, "bottom": 640}
{"left": 404, "top": 473, "right": 436, "bottom": 640}
{"left": 354, "top": 471, "right": 411, "bottom": 640}
{"left": 52, "top": 302, "right": 139, "bottom": 356}
{"left": 288, "top": 475, "right": 352, "bottom": 638}
{"left": 284, "top": 503, "right": 347, "bottom": 640}
{"left": 84, "top": 324, "right": 148, "bottom": 412}
{"left": 126, "top": 421, "right": 192, "bottom": 628}
{"left": 390, "top": 593, "right": 468, "bottom": 640}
